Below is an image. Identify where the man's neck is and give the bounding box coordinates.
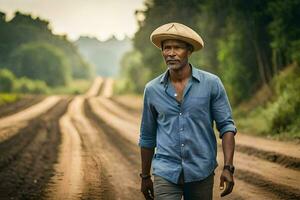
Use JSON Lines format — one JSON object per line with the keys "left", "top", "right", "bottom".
{"left": 169, "top": 63, "right": 191, "bottom": 83}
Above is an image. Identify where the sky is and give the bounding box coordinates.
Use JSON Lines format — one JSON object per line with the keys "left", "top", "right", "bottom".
{"left": 0, "top": 0, "right": 145, "bottom": 41}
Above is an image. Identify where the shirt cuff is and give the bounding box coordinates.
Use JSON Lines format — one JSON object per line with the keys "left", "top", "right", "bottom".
{"left": 139, "top": 138, "right": 156, "bottom": 148}
{"left": 219, "top": 125, "right": 237, "bottom": 138}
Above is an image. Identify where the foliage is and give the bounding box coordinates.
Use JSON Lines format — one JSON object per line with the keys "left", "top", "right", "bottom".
{"left": 0, "top": 93, "right": 21, "bottom": 106}
{"left": 118, "top": 0, "right": 299, "bottom": 105}
{"left": 115, "top": 0, "right": 300, "bottom": 138}
{"left": 0, "top": 69, "right": 15, "bottom": 92}
{"left": 0, "top": 68, "right": 49, "bottom": 94}
{"left": 217, "top": 23, "right": 258, "bottom": 104}
{"left": 13, "top": 77, "right": 49, "bottom": 94}
{"left": 9, "top": 42, "right": 70, "bottom": 87}
{"left": 235, "top": 64, "right": 300, "bottom": 139}
{"left": 115, "top": 50, "right": 150, "bottom": 94}
{"left": 270, "top": 65, "right": 300, "bottom": 134}
{"left": 0, "top": 11, "right": 93, "bottom": 80}
{"left": 268, "top": 0, "right": 300, "bottom": 68}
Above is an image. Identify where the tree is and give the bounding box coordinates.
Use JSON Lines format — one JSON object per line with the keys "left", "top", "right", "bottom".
{"left": 0, "top": 69, "right": 16, "bottom": 92}
{"left": 9, "top": 42, "right": 71, "bottom": 87}
{"left": 0, "top": 11, "right": 93, "bottom": 80}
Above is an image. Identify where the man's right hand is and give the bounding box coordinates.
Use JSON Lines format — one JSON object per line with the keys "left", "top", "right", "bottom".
{"left": 141, "top": 178, "right": 154, "bottom": 200}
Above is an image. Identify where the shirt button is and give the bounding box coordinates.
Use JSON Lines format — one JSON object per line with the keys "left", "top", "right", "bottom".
{"left": 180, "top": 128, "right": 184, "bottom": 131}
{"left": 181, "top": 144, "right": 185, "bottom": 147}
{"left": 179, "top": 112, "right": 182, "bottom": 115}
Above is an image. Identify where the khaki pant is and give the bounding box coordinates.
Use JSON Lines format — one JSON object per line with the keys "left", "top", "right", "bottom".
{"left": 154, "top": 172, "right": 214, "bottom": 200}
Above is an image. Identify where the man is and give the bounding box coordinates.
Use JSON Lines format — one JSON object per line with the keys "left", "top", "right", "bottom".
{"left": 139, "top": 22, "right": 237, "bottom": 200}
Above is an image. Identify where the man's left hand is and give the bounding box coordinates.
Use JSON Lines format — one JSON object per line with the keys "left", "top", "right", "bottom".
{"left": 220, "top": 169, "right": 234, "bottom": 197}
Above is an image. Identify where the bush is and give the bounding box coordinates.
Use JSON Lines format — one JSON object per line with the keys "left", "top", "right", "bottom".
{"left": 291, "top": 40, "right": 300, "bottom": 65}
{"left": 0, "top": 69, "right": 16, "bottom": 92}
{"left": 270, "top": 65, "right": 300, "bottom": 133}
{"left": 14, "top": 77, "right": 49, "bottom": 94}
{"left": 0, "top": 93, "right": 20, "bottom": 106}
{"left": 9, "top": 42, "right": 71, "bottom": 87}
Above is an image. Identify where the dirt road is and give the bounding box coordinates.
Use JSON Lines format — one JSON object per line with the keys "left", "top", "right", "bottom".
{"left": 0, "top": 77, "right": 299, "bottom": 199}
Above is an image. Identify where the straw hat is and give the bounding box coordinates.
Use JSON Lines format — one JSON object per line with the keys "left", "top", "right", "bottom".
{"left": 150, "top": 22, "right": 204, "bottom": 51}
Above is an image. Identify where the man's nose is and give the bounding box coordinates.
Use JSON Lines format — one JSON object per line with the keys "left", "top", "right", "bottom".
{"left": 168, "top": 48, "right": 176, "bottom": 56}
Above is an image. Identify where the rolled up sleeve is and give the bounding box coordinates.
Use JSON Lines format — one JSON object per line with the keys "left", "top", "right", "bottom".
{"left": 211, "top": 77, "right": 237, "bottom": 138}
{"left": 139, "top": 87, "right": 158, "bottom": 148}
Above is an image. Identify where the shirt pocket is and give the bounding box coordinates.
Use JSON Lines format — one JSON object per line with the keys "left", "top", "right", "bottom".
{"left": 187, "top": 96, "right": 210, "bottom": 118}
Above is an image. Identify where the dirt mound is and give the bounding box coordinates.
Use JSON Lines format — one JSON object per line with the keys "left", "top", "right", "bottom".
{"left": 0, "top": 95, "right": 45, "bottom": 119}
{"left": 0, "top": 98, "right": 70, "bottom": 199}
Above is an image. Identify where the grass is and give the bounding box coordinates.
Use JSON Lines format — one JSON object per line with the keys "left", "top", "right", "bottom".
{"left": 234, "top": 64, "right": 300, "bottom": 142}
{"left": 0, "top": 79, "right": 93, "bottom": 107}
{"left": 234, "top": 99, "right": 300, "bottom": 142}
{"left": 0, "top": 93, "right": 22, "bottom": 106}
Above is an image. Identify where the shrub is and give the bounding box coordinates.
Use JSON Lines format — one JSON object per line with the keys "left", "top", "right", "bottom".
{"left": 9, "top": 42, "right": 71, "bottom": 87}
{"left": 14, "top": 77, "right": 49, "bottom": 94}
{"left": 270, "top": 65, "right": 300, "bottom": 133}
{"left": 0, "top": 69, "right": 16, "bottom": 92}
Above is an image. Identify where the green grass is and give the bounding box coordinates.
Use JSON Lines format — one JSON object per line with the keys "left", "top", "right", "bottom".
{"left": 235, "top": 98, "right": 300, "bottom": 141}
{"left": 0, "top": 79, "right": 93, "bottom": 107}
{"left": 234, "top": 106, "right": 272, "bottom": 136}
{"left": 0, "top": 93, "right": 22, "bottom": 106}
{"left": 234, "top": 64, "right": 300, "bottom": 141}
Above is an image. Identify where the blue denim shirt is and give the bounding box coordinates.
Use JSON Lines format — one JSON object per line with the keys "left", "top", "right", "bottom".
{"left": 139, "top": 65, "right": 237, "bottom": 184}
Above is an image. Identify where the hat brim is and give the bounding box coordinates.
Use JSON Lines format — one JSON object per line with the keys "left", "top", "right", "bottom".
{"left": 151, "top": 34, "right": 204, "bottom": 51}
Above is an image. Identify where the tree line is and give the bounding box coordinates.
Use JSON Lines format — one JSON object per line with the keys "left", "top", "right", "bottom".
{"left": 117, "top": 0, "right": 300, "bottom": 105}
{"left": 0, "top": 11, "right": 93, "bottom": 93}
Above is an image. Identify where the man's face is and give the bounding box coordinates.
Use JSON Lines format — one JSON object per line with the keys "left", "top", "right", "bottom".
{"left": 161, "top": 39, "right": 192, "bottom": 70}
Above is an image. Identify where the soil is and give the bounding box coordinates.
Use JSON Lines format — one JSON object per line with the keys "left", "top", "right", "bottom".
{"left": 0, "top": 97, "right": 71, "bottom": 199}
{"left": 0, "top": 78, "right": 299, "bottom": 200}
{"left": 0, "top": 95, "right": 45, "bottom": 119}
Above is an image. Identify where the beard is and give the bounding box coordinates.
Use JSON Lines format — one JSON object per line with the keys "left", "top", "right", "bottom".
{"left": 166, "top": 59, "right": 188, "bottom": 71}
{"left": 167, "top": 62, "right": 181, "bottom": 70}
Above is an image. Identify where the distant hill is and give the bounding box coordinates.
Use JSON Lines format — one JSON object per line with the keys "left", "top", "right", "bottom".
{"left": 75, "top": 36, "right": 132, "bottom": 77}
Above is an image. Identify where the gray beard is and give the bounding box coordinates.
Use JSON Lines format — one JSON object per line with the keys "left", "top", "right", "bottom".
{"left": 167, "top": 63, "right": 182, "bottom": 70}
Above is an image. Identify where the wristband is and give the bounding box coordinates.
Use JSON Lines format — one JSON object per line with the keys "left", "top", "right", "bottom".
{"left": 139, "top": 173, "right": 151, "bottom": 179}
{"left": 223, "top": 165, "right": 235, "bottom": 174}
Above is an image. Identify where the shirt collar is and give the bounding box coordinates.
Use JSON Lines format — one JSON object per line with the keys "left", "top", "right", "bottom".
{"left": 159, "top": 64, "right": 201, "bottom": 85}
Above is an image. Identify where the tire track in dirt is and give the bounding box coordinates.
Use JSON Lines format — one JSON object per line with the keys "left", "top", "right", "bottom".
{"left": 84, "top": 99, "right": 144, "bottom": 199}
{"left": 46, "top": 77, "right": 116, "bottom": 199}
{"left": 236, "top": 134, "right": 300, "bottom": 160}
{"left": 45, "top": 99, "right": 85, "bottom": 200}
{"left": 96, "top": 97, "right": 140, "bottom": 124}
{"left": 83, "top": 78, "right": 144, "bottom": 199}
{"left": 0, "top": 98, "right": 70, "bottom": 199}
{"left": 70, "top": 96, "right": 115, "bottom": 199}
{"left": 109, "top": 96, "right": 141, "bottom": 118}
{"left": 235, "top": 144, "right": 300, "bottom": 170}
{"left": 0, "top": 96, "right": 62, "bottom": 142}
{"left": 0, "top": 95, "right": 45, "bottom": 119}
{"left": 235, "top": 169, "right": 300, "bottom": 200}
{"left": 233, "top": 151, "right": 300, "bottom": 199}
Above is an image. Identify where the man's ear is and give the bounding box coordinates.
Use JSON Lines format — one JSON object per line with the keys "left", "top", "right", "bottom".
{"left": 188, "top": 50, "right": 192, "bottom": 57}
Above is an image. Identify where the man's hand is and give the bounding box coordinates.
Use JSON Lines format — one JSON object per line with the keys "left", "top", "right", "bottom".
{"left": 141, "top": 178, "right": 154, "bottom": 200}
{"left": 220, "top": 169, "right": 234, "bottom": 197}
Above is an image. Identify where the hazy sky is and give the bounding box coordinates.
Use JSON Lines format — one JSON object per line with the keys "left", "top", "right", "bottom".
{"left": 0, "top": 0, "right": 145, "bottom": 41}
